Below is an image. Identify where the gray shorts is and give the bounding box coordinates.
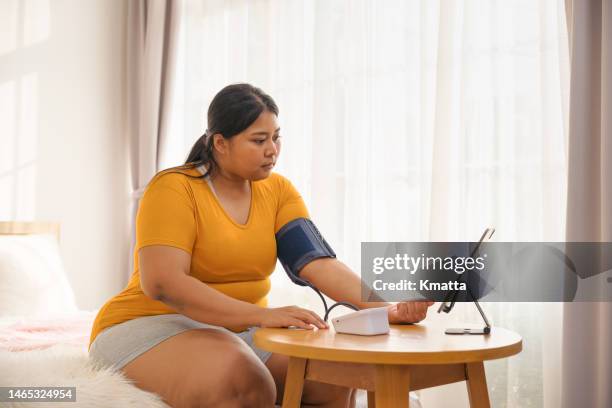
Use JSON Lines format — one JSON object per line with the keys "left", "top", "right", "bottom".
{"left": 89, "top": 314, "right": 272, "bottom": 371}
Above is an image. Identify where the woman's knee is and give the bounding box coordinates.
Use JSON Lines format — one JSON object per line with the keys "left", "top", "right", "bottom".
{"left": 122, "top": 328, "right": 275, "bottom": 408}
{"left": 196, "top": 338, "right": 276, "bottom": 407}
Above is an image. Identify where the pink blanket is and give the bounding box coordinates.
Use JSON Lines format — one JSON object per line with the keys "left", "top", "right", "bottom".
{"left": 0, "top": 311, "right": 96, "bottom": 352}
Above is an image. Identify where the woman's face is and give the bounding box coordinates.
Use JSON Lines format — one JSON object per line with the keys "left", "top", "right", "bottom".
{"left": 214, "top": 110, "right": 281, "bottom": 181}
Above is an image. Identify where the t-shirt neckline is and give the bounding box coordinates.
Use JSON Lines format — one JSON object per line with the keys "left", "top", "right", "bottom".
{"left": 197, "top": 165, "right": 254, "bottom": 229}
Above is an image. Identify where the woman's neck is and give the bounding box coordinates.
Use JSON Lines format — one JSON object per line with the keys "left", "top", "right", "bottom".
{"left": 207, "top": 167, "right": 250, "bottom": 197}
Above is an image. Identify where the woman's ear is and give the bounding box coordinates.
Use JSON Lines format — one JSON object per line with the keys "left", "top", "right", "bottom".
{"left": 212, "top": 134, "right": 227, "bottom": 155}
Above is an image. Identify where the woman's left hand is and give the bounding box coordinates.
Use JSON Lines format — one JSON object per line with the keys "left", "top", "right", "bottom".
{"left": 387, "top": 301, "right": 435, "bottom": 324}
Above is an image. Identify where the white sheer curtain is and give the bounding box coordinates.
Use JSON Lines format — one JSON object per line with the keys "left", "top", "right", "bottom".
{"left": 165, "top": 1, "right": 569, "bottom": 406}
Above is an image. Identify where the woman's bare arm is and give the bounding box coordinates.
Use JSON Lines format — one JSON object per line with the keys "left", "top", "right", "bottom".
{"left": 299, "top": 257, "right": 390, "bottom": 309}
{"left": 139, "top": 245, "right": 327, "bottom": 329}
{"left": 299, "top": 257, "right": 434, "bottom": 323}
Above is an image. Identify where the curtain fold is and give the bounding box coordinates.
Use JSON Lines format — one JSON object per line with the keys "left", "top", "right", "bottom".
{"left": 126, "top": 0, "right": 181, "bottom": 278}
{"left": 562, "top": 0, "right": 612, "bottom": 406}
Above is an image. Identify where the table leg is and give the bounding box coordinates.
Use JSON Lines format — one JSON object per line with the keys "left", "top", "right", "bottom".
{"left": 367, "top": 391, "right": 376, "bottom": 407}
{"left": 282, "top": 357, "right": 307, "bottom": 408}
{"left": 465, "top": 362, "right": 491, "bottom": 408}
{"left": 374, "top": 365, "right": 411, "bottom": 408}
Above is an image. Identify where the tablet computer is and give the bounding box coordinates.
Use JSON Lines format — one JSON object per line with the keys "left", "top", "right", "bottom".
{"left": 437, "top": 227, "right": 495, "bottom": 315}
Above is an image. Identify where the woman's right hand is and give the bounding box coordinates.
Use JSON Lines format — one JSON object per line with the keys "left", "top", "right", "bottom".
{"left": 256, "top": 306, "right": 328, "bottom": 330}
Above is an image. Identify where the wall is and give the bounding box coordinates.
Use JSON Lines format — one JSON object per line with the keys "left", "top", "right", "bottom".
{"left": 0, "top": 0, "right": 129, "bottom": 310}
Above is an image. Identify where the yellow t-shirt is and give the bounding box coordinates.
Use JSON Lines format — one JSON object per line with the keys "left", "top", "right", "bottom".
{"left": 89, "top": 168, "right": 309, "bottom": 347}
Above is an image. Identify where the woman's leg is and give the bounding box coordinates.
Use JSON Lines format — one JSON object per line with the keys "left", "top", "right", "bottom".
{"left": 121, "top": 328, "right": 276, "bottom": 408}
{"left": 265, "top": 353, "right": 356, "bottom": 408}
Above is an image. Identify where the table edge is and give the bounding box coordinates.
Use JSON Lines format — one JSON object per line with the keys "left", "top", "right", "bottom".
{"left": 254, "top": 331, "right": 523, "bottom": 365}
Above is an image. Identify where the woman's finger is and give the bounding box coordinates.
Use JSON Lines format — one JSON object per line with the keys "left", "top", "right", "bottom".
{"left": 303, "top": 310, "right": 328, "bottom": 328}
{"left": 399, "top": 302, "right": 410, "bottom": 318}
{"left": 289, "top": 317, "right": 313, "bottom": 330}
{"left": 397, "top": 303, "right": 407, "bottom": 321}
{"left": 407, "top": 302, "right": 418, "bottom": 319}
{"left": 297, "top": 310, "right": 326, "bottom": 329}
{"left": 405, "top": 302, "right": 425, "bottom": 322}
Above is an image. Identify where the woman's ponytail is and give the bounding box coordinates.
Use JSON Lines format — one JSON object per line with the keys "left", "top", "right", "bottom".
{"left": 185, "top": 130, "right": 217, "bottom": 177}
{"left": 185, "top": 134, "right": 206, "bottom": 163}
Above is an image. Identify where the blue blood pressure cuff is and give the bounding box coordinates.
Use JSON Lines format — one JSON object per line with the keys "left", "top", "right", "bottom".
{"left": 276, "top": 218, "right": 336, "bottom": 286}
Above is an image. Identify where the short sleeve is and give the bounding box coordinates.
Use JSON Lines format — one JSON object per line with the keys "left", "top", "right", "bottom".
{"left": 136, "top": 173, "right": 197, "bottom": 254}
{"left": 274, "top": 175, "right": 310, "bottom": 232}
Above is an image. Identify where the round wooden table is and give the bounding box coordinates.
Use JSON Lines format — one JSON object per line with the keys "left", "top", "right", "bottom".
{"left": 254, "top": 322, "right": 522, "bottom": 408}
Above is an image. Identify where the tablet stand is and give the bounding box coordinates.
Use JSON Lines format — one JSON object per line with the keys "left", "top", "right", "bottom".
{"left": 438, "top": 281, "right": 492, "bottom": 335}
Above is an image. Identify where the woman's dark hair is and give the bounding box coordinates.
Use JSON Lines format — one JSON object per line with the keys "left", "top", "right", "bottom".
{"left": 182, "top": 83, "right": 279, "bottom": 178}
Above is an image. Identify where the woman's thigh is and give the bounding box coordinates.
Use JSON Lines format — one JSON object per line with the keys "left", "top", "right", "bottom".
{"left": 121, "top": 328, "right": 276, "bottom": 408}
{"left": 265, "top": 353, "right": 356, "bottom": 407}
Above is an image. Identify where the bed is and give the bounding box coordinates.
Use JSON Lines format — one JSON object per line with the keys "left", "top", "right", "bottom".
{"left": 0, "top": 222, "right": 168, "bottom": 407}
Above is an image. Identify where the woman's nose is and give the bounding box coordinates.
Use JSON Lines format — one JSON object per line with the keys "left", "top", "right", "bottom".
{"left": 265, "top": 140, "right": 278, "bottom": 156}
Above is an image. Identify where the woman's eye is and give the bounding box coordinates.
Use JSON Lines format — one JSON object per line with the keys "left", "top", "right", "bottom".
{"left": 273, "top": 135, "right": 282, "bottom": 142}
{"left": 254, "top": 139, "right": 265, "bottom": 144}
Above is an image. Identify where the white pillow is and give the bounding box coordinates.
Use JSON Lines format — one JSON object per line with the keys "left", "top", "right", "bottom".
{"left": 0, "top": 234, "right": 78, "bottom": 317}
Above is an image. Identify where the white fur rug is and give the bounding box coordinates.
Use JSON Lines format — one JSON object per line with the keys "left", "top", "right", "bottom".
{"left": 0, "top": 344, "right": 422, "bottom": 408}
{"left": 0, "top": 344, "right": 169, "bottom": 408}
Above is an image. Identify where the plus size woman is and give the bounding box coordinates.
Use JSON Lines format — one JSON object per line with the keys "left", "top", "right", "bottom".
{"left": 89, "top": 83, "right": 433, "bottom": 408}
